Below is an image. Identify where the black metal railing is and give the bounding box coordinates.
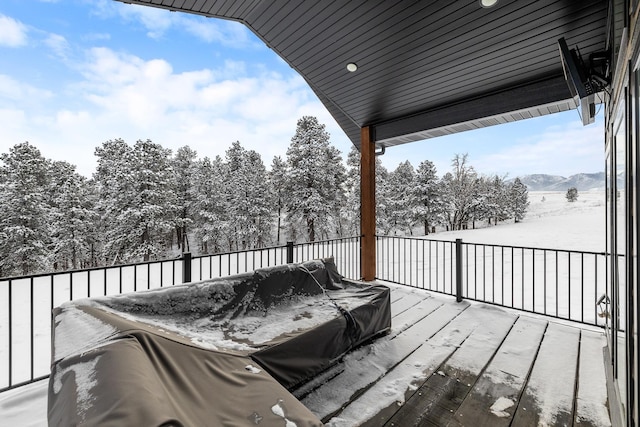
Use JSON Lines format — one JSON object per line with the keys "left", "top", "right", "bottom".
{"left": 1, "top": 233, "right": 606, "bottom": 393}
{"left": 0, "top": 236, "right": 361, "bottom": 392}
{"left": 376, "top": 235, "right": 607, "bottom": 327}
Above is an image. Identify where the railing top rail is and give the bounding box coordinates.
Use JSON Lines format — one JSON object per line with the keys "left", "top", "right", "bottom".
{"left": 0, "top": 236, "right": 363, "bottom": 282}
{"left": 291, "top": 236, "right": 361, "bottom": 246}
{"left": 190, "top": 243, "right": 288, "bottom": 261}
{"left": 375, "top": 234, "right": 606, "bottom": 257}
{"left": 0, "top": 256, "right": 182, "bottom": 282}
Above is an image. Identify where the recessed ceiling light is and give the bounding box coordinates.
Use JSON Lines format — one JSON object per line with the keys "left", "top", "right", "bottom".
{"left": 480, "top": 0, "right": 498, "bottom": 7}
{"left": 346, "top": 63, "right": 358, "bottom": 72}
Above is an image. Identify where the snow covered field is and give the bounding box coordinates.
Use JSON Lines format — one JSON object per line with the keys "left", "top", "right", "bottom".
{"left": 0, "top": 191, "right": 607, "bottom": 426}
{"left": 376, "top": 190, "right": 607, "bottom": 325}
{"left": 437, "top": 190, "right": 605, "bottom": 252}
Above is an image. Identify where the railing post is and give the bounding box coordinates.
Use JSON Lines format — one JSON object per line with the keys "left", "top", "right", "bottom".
{"left": 455, "top": 239, "right": 463, "bottom": 302}
{"left": 182, "top": 252, "right": 192, "bottom": 283}
{"left": 286, "top": 241, "right": 294, "bottom": 264}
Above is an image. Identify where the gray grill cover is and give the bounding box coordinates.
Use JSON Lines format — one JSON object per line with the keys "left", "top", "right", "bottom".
{"left": 48, "top": 258, "right": 391, "bottom": 426}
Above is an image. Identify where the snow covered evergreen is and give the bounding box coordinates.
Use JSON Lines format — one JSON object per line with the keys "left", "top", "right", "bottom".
{"left": 284, "top": 116, "right": 346, "bottom": 242}
{"left": 171, "top": 146, "right": 198, "bottom": 253}
{"left": 48, "top": 161, "right": 95, "bottom": 270}
{"left": 224, "top": 142, "right": 272, "bottom": 250}
{"left": 385, "top": 161, "right": 417, "bottom": 235}
{"left": 0, "top": 142, "right": 52, "bottom": 276}
{"left": 509, "top": 177, "right": 530, "bottom": 223}
{"left": 269, "top": 155, "right": 288, "bottom": 244}
{"left": 0, "top": 123, "right": 533, "bottom": 277}
{"left": 413, "top": 160, "right": 443, "bottom": 235}
{"left": 191, "top": 156, "right": 227, "bottom": 254}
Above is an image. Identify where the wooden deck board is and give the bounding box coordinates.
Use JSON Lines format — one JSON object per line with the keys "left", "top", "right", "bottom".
{"left": 292, "top": 295, "right": 445, "bottom": 403}
{"left": 299, "top": 301, "right": 469, "bottom": 421}
{"left": 575, "top": 330, "right": 612, "bottom": 427}
{"left": 511, "top": 323, "right": 580, "bottom": 426}
{"left": 384, "top": 306, "right": 519, "bottom": 426}
{"left": 302, "top": 284, "right": 611, "bottom": 427}
{"left": 449, "top": 315, "right": 548, "bottom": 426}
{"left": 332, "top": 304, "right": 499, "bottom": 426}
{"left": 389, "top": 290, "right": 431, "bottom": 317}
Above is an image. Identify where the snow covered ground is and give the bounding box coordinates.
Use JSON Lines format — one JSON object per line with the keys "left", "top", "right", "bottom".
{"left": 0, "top": 191, "right": 607, "bottom": 426}
{"left": 435, "top": 190, "right": 605, "bottom": 252}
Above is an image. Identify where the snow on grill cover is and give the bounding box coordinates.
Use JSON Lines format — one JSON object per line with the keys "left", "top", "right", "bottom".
{"left": 48, "top": 258, "right": 391, "bottom": 426}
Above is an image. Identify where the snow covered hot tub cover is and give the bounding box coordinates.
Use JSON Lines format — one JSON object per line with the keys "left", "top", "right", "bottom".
{"left": 48, "top": 258, "right": 391, "bottom": 426}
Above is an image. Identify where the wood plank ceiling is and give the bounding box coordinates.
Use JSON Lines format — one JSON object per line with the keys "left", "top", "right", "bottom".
{"left": 115, "top": 0, "right": 608, "bottom": 150}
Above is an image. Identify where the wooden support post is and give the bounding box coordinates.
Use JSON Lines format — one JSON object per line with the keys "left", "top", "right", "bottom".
{"left": 361, "top": 126, "right": 376, "bottom": 281}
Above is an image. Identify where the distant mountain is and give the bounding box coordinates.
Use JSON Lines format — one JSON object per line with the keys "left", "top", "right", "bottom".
{"left": 511, "top": 172, "right": 605, "bottom": 191}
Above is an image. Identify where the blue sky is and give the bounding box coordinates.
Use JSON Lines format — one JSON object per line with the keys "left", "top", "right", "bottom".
{"left": 0, "top": 0, "right": 605, "bottom": 179}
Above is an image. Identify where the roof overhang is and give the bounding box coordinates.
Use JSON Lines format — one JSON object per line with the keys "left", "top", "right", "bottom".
{"left": 114, "top": 0, "right": 608, "bottom": 150}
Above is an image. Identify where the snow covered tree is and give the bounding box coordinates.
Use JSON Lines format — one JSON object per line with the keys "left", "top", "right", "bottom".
{"left": 191, "top": 156, "right": 227, "bottom": 253}
{"left": 440, "top": 153, "right": 478, "bottom": 230}
{"left": 172, "top": 146, "right": 198, "bottom": 252}
{"left": 385, "top": 161, "right": 417, "bottom": 235}
{"left": 94, "top": 139, "right": 176, "bottom": 263}
{"left": 269, "top": 155, "right": 288, "bottom": 243}
{"left": 93, "top": 138, "right": 135, "bottom": 264}
{"left": 566, "top": 186, "right": 579, "bottom": 202}
{"left": 48, "top": 161, "right": 95, "bottom": 270}
{"left": 413, "top": 160, "right": 442, "bottom": 234}
{"left": 509, "top": 177, "right": 529, "bottom": 223}
{"left": 129, "top": 139, "right": 177, "bottom": 261}
{"left": 484, "top": 175, "right": 510, "bottom": 225}
{"left": 374, "top": 162, "right": 391, "bottom": 234}
{"left": 224, "top": 142, "right": 272, "bottom": 250}
{"left": 0, "top": 142, "right": 52, "bottom": 276}
{"left": 284, "top": 116, "right": 346, "bottom": 242}
{"left": 344, "top": 146, "right": 362, "bottom": 236}
{"left": 325, "top": 145, "right": 348, "bottom": 238}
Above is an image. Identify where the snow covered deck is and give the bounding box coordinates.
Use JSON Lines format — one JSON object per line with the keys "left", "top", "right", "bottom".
{"left": 297, "top": 282, "right": 612, "bottom": 427}
{"left": 1, "top": 282, "right": 612, "bottom": 426}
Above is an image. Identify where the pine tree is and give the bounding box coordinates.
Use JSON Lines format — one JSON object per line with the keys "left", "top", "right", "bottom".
{"left": 94, "top": 139, "right": 176, "bottom": 263}
{"left": 374, "top": 161, "right": 391, "bottom": 234}
{"left": 485, "top": 175, "right": 511, "bottom": 225}
{"left": 344, "top": 146, "right": 361, "bottom": 236}
{"left": 413, "top": 160, "right": 442, "bottom": 235}
{"left": 0, "top": 142, "right": 52, "bottom": 276}
{"left": 222, "top": 142, "right": 272, "bottom": 250}
{"left": 269, "top": 156, "right": 288, "bottom": 243}
{"left": 566, "top": 186, "right": 579, "bottom": 202}
{"left": 386, "top": 161, "right": 417, "bottom": 235}
{"left": 191, "top": 156, "right": 227, "bottom": 253}
{"left": 48, "top": 161, "right": 95, "bottom": 270}
{"left": 129, "top": 139, "right": 177, "bottom": 261}
{"left": 172, "top": 146, "right": 198, "bottom": 252}
{"left": 510, "top": 177, "right": 530, "bottom": 222}
{"left": 94, "top": 138, "right": 135, "bottom": 264}
{"left": 284, "top": 116, "right": 345, "bottom": 242}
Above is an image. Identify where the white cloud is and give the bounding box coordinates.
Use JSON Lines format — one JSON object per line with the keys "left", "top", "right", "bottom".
{"left": 44, "top": 33, "right": 70, "bottom": 59}
{"left": 82, "top": 33, "right": 111, "bottom": 42}
{"left": 89, "top": 0, "right": 254, "bottom": 46}
{"left": 0, "top": 74, "right": 54, "bottom": 103}
{"left": 0, "top": 15, "right": 28, "bottom": 47}
{"left": 475, "top": 120, "right": 605, "bottom": 177}
{"left": 0, "top": 46, "right": 351, "bottom": 176}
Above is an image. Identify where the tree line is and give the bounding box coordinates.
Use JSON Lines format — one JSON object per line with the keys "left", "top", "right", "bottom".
{"left": 0, "top": 116, "right": 529, "bottom": 277}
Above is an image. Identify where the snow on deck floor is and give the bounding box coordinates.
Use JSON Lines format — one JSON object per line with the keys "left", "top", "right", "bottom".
{"left": 0, "top": 283, "right": 611, "bottom": 427}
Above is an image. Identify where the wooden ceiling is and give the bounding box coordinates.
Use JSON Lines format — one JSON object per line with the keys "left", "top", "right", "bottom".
{"left": 115, "top": 0, "right": 608, "bottom": 150}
